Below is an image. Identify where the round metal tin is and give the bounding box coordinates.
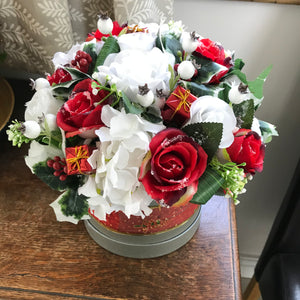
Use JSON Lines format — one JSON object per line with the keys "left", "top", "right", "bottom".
{"left": 84, "top": 206, "right": 201, "bottom": 258}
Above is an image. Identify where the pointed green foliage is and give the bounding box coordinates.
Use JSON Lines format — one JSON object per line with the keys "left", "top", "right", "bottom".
{"left": 83, "top": 43, "right": 98, "bottom": 74}
{"left": 232, "top": 99, "right": 255, "bottom": 129}
{"left": 259, "top": 120, "right": 279, "bottom": 143}
{"left": 234, "top": 58, "right": 245, "bottom": 70}
{"left": 183, "top": 81, "right": 217, "bottom": 98}
{"left": 168, "top": 64, "right": 180, "bottom": 91}
{"left": 248, "top": 65, "right": 272, "bottom": 99}
{"left": 122, "top": 92, "right": 144, "bottom": 115}
{"left": 191, "top": 55, "right": 226, "bottom": 84}
{"left": 190, "top": 167, "right": 225, "bottom": 205}
{"left": 32, "top": 160, "right": 81, "bottom": 191}
{"left": 182, "top": 122, "right": 223, "bottom": 161}
{"left": 51, "top": 78, "right": 82, "bottom": 98}
{"left": 94, "top": 36, "right": 120, "bottom": 71}
{"left": 58, "top": 189, "right": 89, "bottom": 220}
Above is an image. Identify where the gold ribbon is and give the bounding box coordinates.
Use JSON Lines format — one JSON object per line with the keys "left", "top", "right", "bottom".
{"left": 66, "top": 146, "right": 89, "bottom": 174}
{"left": 170, "top": 88, "right": 192, "bottom": 120}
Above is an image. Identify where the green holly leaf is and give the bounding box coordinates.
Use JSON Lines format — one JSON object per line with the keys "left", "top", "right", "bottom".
{"left": 83, "top": 43, "right": 98, "bottom": 74}
{"left": 217, "top": 82, "right": 231, "bottom": 103}
{"left": 191, "top": 55, "right": 227, "bottom": 84}
{"left": 51, "top": 78, "right": 82, "bottom": 98}
{"left": 32, "top": 160, "right": 82, "bottom": 191}
{"left": 121, "top": 92, "right": 144, "bottom": 115}
{"left": 182, "top": 81, "right": 217, "bottom": 98}
{"left": 248, "top": 65, "right": 272, "bottom": 99}
{"left": 94, "top": 36, "right": 120, "bottom": 71}
{"left": 233, "top": 99, "right": 255, "bottom": 129}
{"left": 58, "top": 189, "right": 89, "bottom": 220}
{"left": 190, "top": 167, "right": 224, "bottom": 205}
{"left": 156, "top": 34, "right": 183, "bottom": 63}
{"left": 141, "top": 111, "right": 162, "bottom": 123}
{"left": 182, "top": 122, "right": 223, "bottom": 162}
{"left": 259, "top": 120, "right": 279, "bottom": 143}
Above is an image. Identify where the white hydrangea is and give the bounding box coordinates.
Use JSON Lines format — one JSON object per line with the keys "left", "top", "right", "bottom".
{"left": 78, "top": 105, "right": 165, "bottom": 220}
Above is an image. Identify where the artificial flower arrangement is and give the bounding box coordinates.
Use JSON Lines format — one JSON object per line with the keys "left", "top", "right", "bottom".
{"left": 7, "top": 15, "right": 278, "bottom": 225}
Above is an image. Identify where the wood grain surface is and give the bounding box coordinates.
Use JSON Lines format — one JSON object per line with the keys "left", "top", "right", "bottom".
{"left": 0, "top": 79, "right": 242, "bottom": 300}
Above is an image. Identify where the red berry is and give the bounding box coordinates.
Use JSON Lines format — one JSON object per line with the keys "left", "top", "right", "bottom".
{"left": 54, "top": 170, "right": 62, "bottom": 177}
{"left": 63, "top": 166, "right": 68, "bottom": 173}
{"left": 79, "top": 58, "right": 88, "bottom": 66}
{"left": 54, "top": 156, "right": 61, "bottom": 162}
{"left": 47, "top": 160, "right": 54, "bottom": 168}
{"left": 61, "top": 158, "right": 66, "bottom": 164}
{"left": 59, "top": 174, "right": 67, "bottom": 181}
{"left": 52, "top": 162, "right": 61, "bottom": 170}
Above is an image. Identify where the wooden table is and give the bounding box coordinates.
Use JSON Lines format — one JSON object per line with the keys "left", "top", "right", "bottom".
{"left": 0, "top": 79, "right": 242, "bottom": 300}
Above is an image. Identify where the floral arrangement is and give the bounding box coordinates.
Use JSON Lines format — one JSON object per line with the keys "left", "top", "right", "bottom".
{"left": 7, "top": 16, "right": 278, "bottom": 224}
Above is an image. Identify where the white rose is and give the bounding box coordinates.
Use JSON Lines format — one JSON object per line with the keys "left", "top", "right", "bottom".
{"left": 24, "top": 87, "right": 64, "bottom": 122}
{"left": 188, "top": 96, "right": 237, "bottom": 148}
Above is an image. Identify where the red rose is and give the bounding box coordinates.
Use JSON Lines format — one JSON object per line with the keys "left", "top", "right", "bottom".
{"left": 226, "top": 129, "right": 265, "bottom": 174}
{"left": 139, "top": 128, "right": 208, "bottom": 207}
{"left": 56, "top": 78, "right": 110, "bottom": 138}
{"left": 47, "top": 68, "right": 72, "bottom": 86}
{"left": 86, "top": 21, "right": 124, "bottom": 42}
{"left": 194, "top": 38, "right": 233, "bottom": 83}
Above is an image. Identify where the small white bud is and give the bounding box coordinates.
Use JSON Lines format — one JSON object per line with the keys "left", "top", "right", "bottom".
{"left": 177, "top": 60, "right": 196, "bottom": 80}
{"left": 45, "top": 114, "right": 57, "bottom": 131}
{"left": 92, "top": 88, "right": 98, "bottom": 95}
{"left": 181, "top": 32, "right": 198, "bottom": 53}
{"left": 97, "top": 15, "right": 113, "bottom": 35}
{"left": 228, "top": 82, "right": 249, "bottom": 104}
{"left": 137, "top": 90, "right": 154, "bottom": 107}
{"left": 30, "top": 78, "right": 50, "bottom": 91}
{"left": 22, "top": 121, "right": 41, "bottom": 139}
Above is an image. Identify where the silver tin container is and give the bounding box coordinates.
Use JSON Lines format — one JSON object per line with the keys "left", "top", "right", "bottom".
{"left": 84, "top": 206, "right": 201, "bottom": 258}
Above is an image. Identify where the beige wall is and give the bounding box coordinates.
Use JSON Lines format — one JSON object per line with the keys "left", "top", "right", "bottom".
{"left": 174, "top": 0, "right": 300, "bottom": 261}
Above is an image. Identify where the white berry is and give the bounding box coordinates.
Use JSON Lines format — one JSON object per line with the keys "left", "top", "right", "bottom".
{"left": 136, "top": 90, "right": 154, "bottom": 107}
{"left": 33, "top": 78, "right": 50, "bottom": 91}
{"left": 181, "top": 32, "right": 198, "bottom": 53}
{"left": 97, "top": 17, "right": 113, "bottom": 35}
{"left": 178, "top": 61, "right": 196, "bottom": 80}
{"left": 22, "top": 121, "right": 41, "bottom": 139}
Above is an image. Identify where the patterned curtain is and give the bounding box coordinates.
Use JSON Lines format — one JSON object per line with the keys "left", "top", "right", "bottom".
{"left": 0, "top": 0, "right": 173, "bottom": 75}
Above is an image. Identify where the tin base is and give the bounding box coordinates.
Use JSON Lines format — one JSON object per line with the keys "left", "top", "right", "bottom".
{"left": 84, "top": 207, "right": 201, "bottom": 258}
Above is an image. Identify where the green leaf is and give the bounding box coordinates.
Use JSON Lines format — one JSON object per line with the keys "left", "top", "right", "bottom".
{"left": 94, "top": 36, "right": 120, "bottom": 71}
{"left": 64, "top": 67, "right": 90, "bottom": 79}
{"left": 259, "top": 119, "right": 279, "bottom": 143}
{"left": 217, "top": 82, "right": 231, "bottom": 103}
{"left": 58, "top": 189, "right": 89, "bottom": 220}
{"left": 121, "top": 92, "right": 144, "bottom": 115}
{"left": 83, "top": 43, "right": 98, "bottom": 74}
{"left": 141, "top": 111, "right": 162, "bottom": 123}
{"left": 248, "top": 65, "right": 272, "bottom": 99}
{"left": 182, "top": 81, "right": 217, "bottom": 98}
{"left": 51, "top": 78, "right": 82, "bottom": 98}
{"left": 156, "top": 34, "right": 183, "bottom": 63}
{"left": 190, "top": 167, "right": 225, "bottom": 205}
{"left": 168, "top": 64, "right": 180, "bottom": 91}
{"left": 234, "top": 58, "right": 245, "bottom": 70}
{"left": 224, "top": 68, "right": 248, "bottom": 84}
{"left": 232, "top": 99, "right": 255, "bottom": 129}
{"left": 32, "top": 160, "right": 81, "bottom": 191}
{"left": 191, "top": 55, "right": 227, "bottom": 84}
{"left": 182, "top": 122, "right": 223, "bottom": 161}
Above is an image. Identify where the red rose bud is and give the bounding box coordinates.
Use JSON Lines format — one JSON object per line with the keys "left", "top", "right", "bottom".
{"left": 226, "top": 129, "right": 265, "bottom": 175}
{"left": 47, "top": 68, "right": 72, "bottom": 86}
{"left": 56, "top": 78, "right": 111, "bottom": 138}
{"left": 139, "top": 128, "right": 208, "bottom": 207}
